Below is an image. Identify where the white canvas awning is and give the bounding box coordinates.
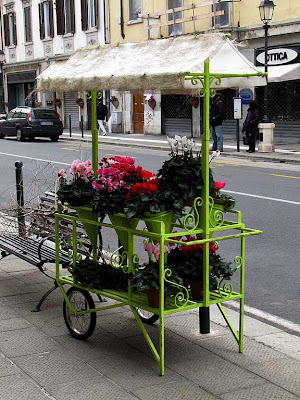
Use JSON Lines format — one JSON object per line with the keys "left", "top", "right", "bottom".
{"left": 37, "top": 33, "right": 266, "bottom": 93}
{"left": 257, "top": 64, "right": 300, "bottom": 83}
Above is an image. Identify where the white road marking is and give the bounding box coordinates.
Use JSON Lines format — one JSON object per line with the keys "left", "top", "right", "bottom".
{"left": 224, "top": 190, "right": 300, "bottom": 205}
{"left": 0, "top": 152, "right": 70, "bottom": 166}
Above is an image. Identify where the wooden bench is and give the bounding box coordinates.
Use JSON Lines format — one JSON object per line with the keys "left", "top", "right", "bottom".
{"left": 0, "top": 192, "right": 99, "bottom": 311}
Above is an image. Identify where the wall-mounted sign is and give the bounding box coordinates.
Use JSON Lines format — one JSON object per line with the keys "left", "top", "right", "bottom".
{"left": 239, "top": 88, "right": 253, "bottom": 105}
{"left": 255, "top": 45, "right": 300, "bottom": 66}
{"left": 233, "top": 97, "right": 242, "bottom": 120}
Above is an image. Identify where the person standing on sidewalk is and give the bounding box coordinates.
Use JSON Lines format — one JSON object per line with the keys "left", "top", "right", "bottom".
{"left": 242, "top": 100, "right": 260, "bottom": 153}
{"left": 210, "top": 93, "right": 226, "bottom": 152}
{"left": 97, "top": 100, "right": 108, "bottom": 136}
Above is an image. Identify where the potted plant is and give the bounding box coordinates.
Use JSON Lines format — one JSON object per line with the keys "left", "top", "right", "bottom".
{"left": 110, "top": 95, "right": 119, "bottom": 108}
{"left": 188, "top": 94, "right": 199, "bottom": 108}
{"left": 210, "top": 181, "right": 235, "bottom": 210}
{"left": 54, "top": 98, "right": 62, "bottom": 108}
{"left": 76, "top": 98, "right": 84, "bottom": 108}
{"left": 147, "top": 95, "right": 156, "bottom": 110}
{"left": 131, "top": 261, "right": 183, "bottom": 308}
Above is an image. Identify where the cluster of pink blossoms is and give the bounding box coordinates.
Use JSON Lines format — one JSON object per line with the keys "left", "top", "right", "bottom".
{"left": 144, "top": 242, "right": 170, "bottom": 261}
{"left": 58, "top": 159, "right": 94, "bottom": 183}
{"left": 92, "top": 166, "right": 126, "bottom": 193}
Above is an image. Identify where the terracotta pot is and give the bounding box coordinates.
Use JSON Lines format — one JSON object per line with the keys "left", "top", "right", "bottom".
{"left": 146, "top": 288, "right": 165, "bottom": 308}
{"left": 55, "top": 101, "right": 61, "bottom": 108}
{"left": 148, "top": 100, "right": 156, "bottom": 110}
{"left": 189, "top": 98, "right": 199, "bottom": 108}
{"left": 189, "top": 280, "right": 203, "bottom": 301}
{"left": 78, "top": 102, "right": 84, "bottom": 109}
{"left": 111, "top": 99, "right": 119, "bottom": 109}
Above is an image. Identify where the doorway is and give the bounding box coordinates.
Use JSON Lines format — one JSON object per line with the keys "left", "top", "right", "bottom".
{"left": 133, "top": 93, "right": 144, "bottom": 134}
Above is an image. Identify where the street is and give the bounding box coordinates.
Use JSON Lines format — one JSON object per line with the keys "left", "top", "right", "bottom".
{"left": 0, "top": 137, "right": 299, "bottom": 327}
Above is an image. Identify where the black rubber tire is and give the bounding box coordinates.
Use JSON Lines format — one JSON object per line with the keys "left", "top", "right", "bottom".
{"left": 63, "top": 287, "right": 96, "bottom": 340}
{"left": 0, "top": 129, "right": 4, "bottom": 139}
{"left": 50, "top": 135, "right": 59, "bottom": 142}
{"left": 16, "top": 128, "right": 25, "bottom": 142}
{"left": 136, "top": 308, "right": 159, "bottom": 325}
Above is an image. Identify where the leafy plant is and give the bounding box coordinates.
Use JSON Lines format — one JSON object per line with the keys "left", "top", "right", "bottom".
{"left": 210, "top": 181, "right": 235, "bottom": 210}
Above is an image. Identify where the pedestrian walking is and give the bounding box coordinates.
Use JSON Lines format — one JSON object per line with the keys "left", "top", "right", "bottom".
{"left": 97, "top": 100, "right": 108, "bottom": 136}
{"left": 242, "top": 100, "right": 260, "bottom": 153}
{"left": 210, "top": 93, "right": 226, "bottom": 152}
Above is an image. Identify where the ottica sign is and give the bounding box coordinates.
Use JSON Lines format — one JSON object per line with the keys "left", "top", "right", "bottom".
{"left": 256, "top": 48, "right": 298, "bottom": 66}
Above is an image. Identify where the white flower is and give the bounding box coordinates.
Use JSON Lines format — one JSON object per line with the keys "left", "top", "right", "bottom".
{"left": 167, "top": 136, "right": 179, "bottom": 153}
{"left": 209, "top": 150, "right": 221, "bottom": 163}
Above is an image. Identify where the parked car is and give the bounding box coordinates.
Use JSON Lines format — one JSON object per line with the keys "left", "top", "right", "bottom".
{"left": 0, "top": 106, "right": 63, "bottom": 142}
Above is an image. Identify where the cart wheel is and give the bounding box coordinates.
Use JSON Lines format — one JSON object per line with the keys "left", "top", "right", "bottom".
{"left": 63, "top": 287, "right": 96, "bottom": 340}
{"left": 136, "top": 308, "right": 159, "bottom": 325}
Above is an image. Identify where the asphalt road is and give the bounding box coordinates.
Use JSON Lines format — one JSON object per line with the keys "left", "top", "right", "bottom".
{"left": 0, "top": 137, "right": 299, "bottom": 326}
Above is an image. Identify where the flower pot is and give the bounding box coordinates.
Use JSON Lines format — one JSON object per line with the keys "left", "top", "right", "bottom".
{"left": 148, "top": 100, "right": 156, "bottom": 110}
{"left": 55, "top": 101, "right": 61, "bottom": 108}
{"left": 146, "top": 288, "right": 165, "bottom": 308}
{"left": 73, "top": 205, "right": 98, "bottom": 251}
{"left": 108, "top": 213, "right": 138, "bottom": 252}
{"left": 78, "top": 102, "right": 84, "bottom": 109}
{"left": 143, "top": 211, "right": 175, "bottom": 236}
{"left": 189, "top": 98, "right": 199, "bottom": 108}
{"left": 189, "top": 280, "right": 203, "bottom": 301}
{"left": 111, "top": 99, "right": 119, "bottom": 109}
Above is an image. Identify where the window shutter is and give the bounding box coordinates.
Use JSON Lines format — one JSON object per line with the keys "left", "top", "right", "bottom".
{"left": 39, "top": 3, "right": 45, "bottom": 39}
{"left": 49, "top": 0, "right": 54, "bottom": 37}
{"left": 3, "top": 14, "right": 9, "bottom": 46}
{"left": 24, "top": 7, "right": 32, "bottom": 42}
{"left": 13, "top": 12, "right": 17, "bottom": 45}
{"left": 94, "top": 0, "right": 98, "bottom": 28}
{"left": 56, "top": 0, "right": 65, "bottom": 35}
{"left": 81, "top": 0, "right": 88, "bottom": 31}
{"left": 70, "top": 0, "right": 76, "bottom": 33}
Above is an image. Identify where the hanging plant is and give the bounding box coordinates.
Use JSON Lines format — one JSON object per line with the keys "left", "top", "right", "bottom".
{"left": 76, "top": 98, "right": 84, "bottom": 108}
{"left": 147, "top": 95, "right": 156, "bottom": 110}
{"left": 110, "top": 96, "right": 119, "bottom": 108}
{"left": 54, "top": 98, "right": 62, "bottom": 108}
{"left": 188, "top": 94, "right": 199, "bottom": 108}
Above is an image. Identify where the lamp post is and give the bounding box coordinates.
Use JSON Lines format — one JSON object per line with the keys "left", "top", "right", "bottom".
{"left": 258, "top": 0, "right": 275, "bottom": 123}
{"left": 0, "top": 50, "right": 5, "bottom": 113}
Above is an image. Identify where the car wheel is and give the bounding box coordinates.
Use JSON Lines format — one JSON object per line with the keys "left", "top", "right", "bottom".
{"left": 50, "top": 135, "right": 59, "bottom": 142}
{"left": 0, "top": 130, "right": 4, "bottom": 139}
{"left": 16, "top": 128, "right": 25, "bottom": 142}
{"left": 28, "top": 136, "right": 35, "bottom": 142}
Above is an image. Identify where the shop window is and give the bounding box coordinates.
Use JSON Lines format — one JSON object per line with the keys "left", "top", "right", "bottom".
{"left": 24, "top": 7, "right": 32, "bottom": 43}
{"left": 39, "top": 1, "right": 54, "bottom": 39}
{"left": 3, "top": 12, "right": 17, "bottom": 47}
{"left": 167, "top": 0, "right": 183, "bottom": 36}
{"left": 56, "top": 0, "right": 75, "bottom": 35}
{"left": 128, "top": 0, "right": 142, "bottom": 22}
{"left": 211, "top": 2, "right": 230, "bottom": 28}
{"left": 81, "top": 0, "right": 98, "bottom": 31}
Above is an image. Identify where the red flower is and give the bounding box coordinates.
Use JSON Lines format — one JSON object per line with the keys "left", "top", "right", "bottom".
{"left": 214, "top": 181, "right": 226, "bottom": 191}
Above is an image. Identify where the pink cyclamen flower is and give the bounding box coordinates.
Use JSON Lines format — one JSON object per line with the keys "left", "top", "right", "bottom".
{"left": 58, "top": 169, "right": 67, "bottom": 178}
{"left": 214, "top": 181, "right": 226, "bottom": 191}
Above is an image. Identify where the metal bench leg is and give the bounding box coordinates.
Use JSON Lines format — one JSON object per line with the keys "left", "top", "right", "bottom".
{"left": 32, "top": 281, "right": 59, "bottom": 312}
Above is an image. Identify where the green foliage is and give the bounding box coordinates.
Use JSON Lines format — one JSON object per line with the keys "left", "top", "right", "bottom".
{"left": 57, "top": 180, "right": 94, "bottom": 207}
{"left": 68, "top": 259, "right": 128, "bottom": 291}
{"left": 92, "top": 187, "right": 128, "bottom": 218}
{"left": 130, "top": 261, "right": 184, "bottom": 293}
{"left": 213, "top": 194, "right": 236, "bottom": 210}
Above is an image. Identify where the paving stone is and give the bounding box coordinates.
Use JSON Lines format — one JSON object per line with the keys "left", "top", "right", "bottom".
{"left": 246, "top": 358, "right": 300, "bottom": 396}
{"left": 255, "top": 332, "right": 300, "bottom": 361}
{"left": 0, "top": 280, "right": 30, "bottom": 297}
{"left": 0, "top": 317, "right": 31, "bottom": 332}
{"left": 133, "top": 379, "right": 217, "bottom": 399}
{"left": 0, "top": 354, "right": 21, "bottom": 378}
{"left": 47, "top": 376, "right": 137, "bottom": 400}
{"left": 13, "top": 350, "right": 102, "bottom": 386}
{"left": 0, "top": 303, "right": 18, "bottom": 319}
{"left": 0, "top": 327, "right": 59, "bottom": 357}
{"left": 0, "top": 374, "right": 50, "bottom": 399}
{"left": 219, "top": 383, "right": 300, "bottom": 399}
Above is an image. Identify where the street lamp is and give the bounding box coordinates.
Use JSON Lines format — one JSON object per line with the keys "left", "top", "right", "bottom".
{"left": 258, "top": 0, "right": 275, "bottom": 123}
{"left": 0, "top": 50, "right": 5, "bottom": 113}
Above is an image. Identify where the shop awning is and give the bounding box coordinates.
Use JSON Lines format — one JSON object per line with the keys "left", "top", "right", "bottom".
{"left": 258, "top": 64, "right": 300, "bottom": 83}
{"left": 37, "top": 33, "right": 266, "bottom": 93}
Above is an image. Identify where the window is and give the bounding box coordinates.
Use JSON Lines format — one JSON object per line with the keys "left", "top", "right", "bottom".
{"left": 24, "top": 7, "right": 32, "bottom": 42}
{"left": 3, "top": 12, "right": 17, "bottom": 46}
{"left": 167, "top": 0, "right": 183, "bottom": 36}
{"left": 39, "top": 1, "right": 54, "bottom": 39}
{"left": 128, "top": 0, "right": 141, "bottom": 21}
{"left": 81, "top": 0, "right": 98, "bottom": 31}
{"left": 56, "top": 0, "right": 75, "bottom": 35}
{"left": 212, "top": 2, "right": 230, "bottom": 28}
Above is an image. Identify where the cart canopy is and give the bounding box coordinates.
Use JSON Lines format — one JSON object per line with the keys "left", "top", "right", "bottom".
{"left": 37, "top": 33, "right": 266, "bottom": 93}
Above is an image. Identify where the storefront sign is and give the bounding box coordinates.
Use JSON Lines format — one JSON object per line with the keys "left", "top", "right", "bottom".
{"left": 255, "top": 45, "right": 300, "bottom": 66}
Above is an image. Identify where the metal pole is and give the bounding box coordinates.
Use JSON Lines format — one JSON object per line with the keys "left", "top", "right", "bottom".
{"left": 69, "top": 114, "right": 72, "bottom": 137}
{"left": 199, "top": 307, "right": 210, "bottom": 334}
{"left": 81, "top": 115, "right": 84, "bottom": 137}
{"left": 15, "top": 161, "right": 26, "bottom": 237}
{"left": 236, "top": 119, "right": 240, "bottom": 152}
{"left": 261, "top": 23, "right": 271, "bottom": 123}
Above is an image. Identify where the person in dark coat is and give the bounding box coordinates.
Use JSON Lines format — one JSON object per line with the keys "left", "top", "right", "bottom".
{"left": 210, "top": 93, "right": 226, "bottom": 152}
{"left": 97, "top": 100, "right": 108, "bottom": 136}
{"left": 242, "top": 100, "right": 260, "bottom": 153}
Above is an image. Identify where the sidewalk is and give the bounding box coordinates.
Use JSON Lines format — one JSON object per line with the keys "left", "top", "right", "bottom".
{"left": 0, "top": 255, "right": 299, "bottom": 399}
{"left": 61, "top": 129, "right": 300, "bottom": 165}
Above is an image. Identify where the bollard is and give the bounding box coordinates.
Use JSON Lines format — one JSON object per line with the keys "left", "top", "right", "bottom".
{"left": 199, "top": 307, "right": 210, "bottom": 334}
{"left": 15, "top": 161, "right": 26, "bottom": 237}
{"left": 81, "top": 115, "right": 84, "bottom": 137}
{"left": 69, "top": 114, "right": 72, "bottom": 137}
{"left": 236, "top": 120, "right": 240, "bottom": 152}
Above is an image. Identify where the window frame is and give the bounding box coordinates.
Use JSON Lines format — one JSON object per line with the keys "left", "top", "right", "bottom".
{"left": 3, "top": 12, "right": 17, "bottom": 47}
{"left": 56, "top": 0, "right": 75, "bottom": 36}
{"left": 211, "top": 2, "right": 231, "bottom": 28}
{"left": 81, "top": 0, "right": 98, "bottom": 31}
{"left": 39, "top": 0, "right": 54, "bottom": 40}
{"left": 167, "top": 0, "right": 183, "bottom": 36}
{"left": 128, "top": 0, "right": 142, "bottom": 23}
{"left": 24, "top": 6, "right": 33, "bottom": 43}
